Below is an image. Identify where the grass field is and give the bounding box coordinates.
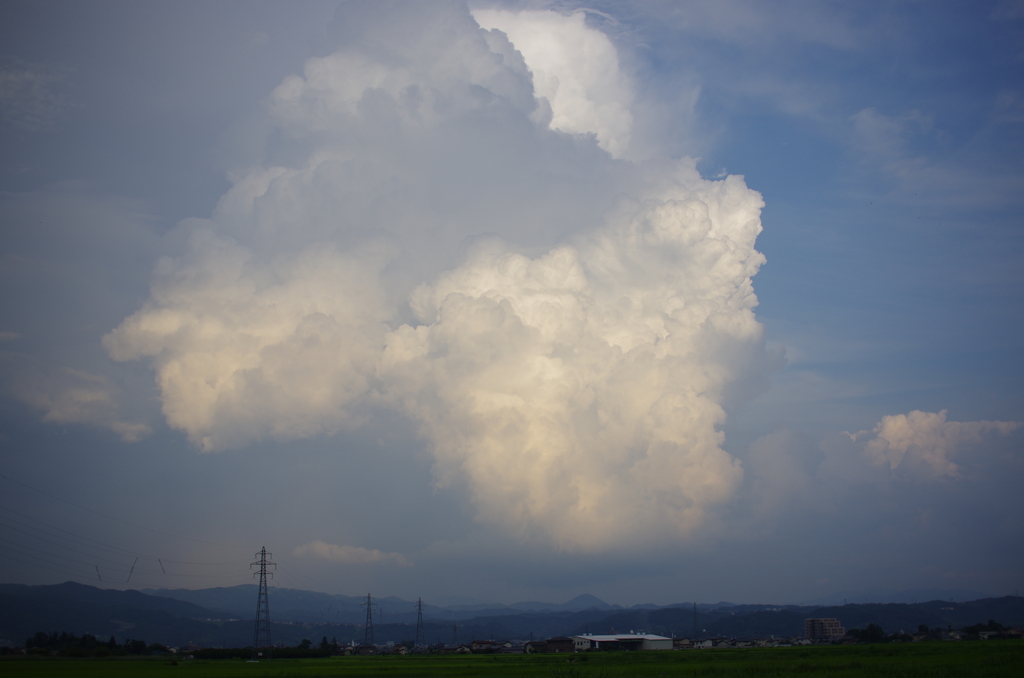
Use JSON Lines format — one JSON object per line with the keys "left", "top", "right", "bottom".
{"left": 2, "top": 642, "right": 1022, "bottom": 677}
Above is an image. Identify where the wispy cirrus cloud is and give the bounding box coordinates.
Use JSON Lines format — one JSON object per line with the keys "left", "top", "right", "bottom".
{"left": 0, "top": 59, "right": 71, "bottom": 131}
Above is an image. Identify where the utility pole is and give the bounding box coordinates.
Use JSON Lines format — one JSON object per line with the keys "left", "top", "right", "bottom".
{"left": 692, "top": 602, "right": 697, "bottom": 641}
{"left": 362, "top": 594, "right": 375, "bottom": 646}
{"left": 452, "top": 620, "right": 458, "bottom": 646}
{"left": 251, "top": 547, "right": 275, "bottom": 660}
{"left": 415, "top": 598, "right": 425, "bottom": 647}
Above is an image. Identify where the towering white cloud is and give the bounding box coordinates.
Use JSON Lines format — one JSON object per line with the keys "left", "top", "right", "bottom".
{"left": 104, "top": 4, "right": 769, "bottom": 550}
{"left": 381, "top": 167, "right": 764, "bottom": 549}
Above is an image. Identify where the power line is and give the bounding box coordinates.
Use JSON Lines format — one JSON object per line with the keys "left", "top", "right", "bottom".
{"left": 0, "top": 529, "right": 250, "bottom": 580}
{"left": 0, "top": 504, "right": 242, "bottom": 565}
{"left": 126, "top": 557, "right": 139, "bottom": 583}
{"left": 0, "top": 551, "right": 98, "bottom": 580}
{"left": 0, "top": 475, "right": 391, "bottom": 608}
{"left": 0, "top": 538, "right": 128, "bottom": 575}
{"left": 0, "top": 546, "right": 100, "bottom": 579}
{"left": 0, "top": 477, "right": 259, "bottom": 589}
{"left": 0, "top": 509, "right": 142, "bottom": 560}
{"left": 1, "top": 474, "right": 251, "bottom": 548}
{"left": 0, "top": 530, "right": 138, "bottom": 571}
{"left": 272, "top": 559, "right": 339, "bottom": 595}
{"left": 0, "top": 521, "right": 244, "bottom": 575}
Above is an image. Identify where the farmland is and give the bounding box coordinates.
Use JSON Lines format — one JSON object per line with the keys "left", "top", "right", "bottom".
{"left": 2, "top": 641, "right": 1023, "bottom": 678}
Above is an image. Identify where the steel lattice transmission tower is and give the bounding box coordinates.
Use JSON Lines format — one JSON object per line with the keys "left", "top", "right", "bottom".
{"left": 415, "top": 598, "right": 425, "bottom": 647}
{"left": 361, "top": 593, "right": 375, "bottom": 646}
{"left": 250, "top": 547, "right": 276, "bottom": 660}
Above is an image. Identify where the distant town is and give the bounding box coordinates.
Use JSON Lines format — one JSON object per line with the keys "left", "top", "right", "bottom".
{"left": 1, "top": 582, "right": 1022, "bottom": 657}
{"left": 8, "top": 617, "right": 1024, "bottom": 658}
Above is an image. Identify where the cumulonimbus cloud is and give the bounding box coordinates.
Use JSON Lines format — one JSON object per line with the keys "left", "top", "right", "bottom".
{"left": 104, "top": 4, "right": 772, "bottom": 551}
{"left": 293, "top": 541, "right": 410, "bottom": 567}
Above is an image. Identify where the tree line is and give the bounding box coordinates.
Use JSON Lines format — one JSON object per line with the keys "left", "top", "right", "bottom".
{"left": 18, "top": 631, "right": 170, "bottom": 657}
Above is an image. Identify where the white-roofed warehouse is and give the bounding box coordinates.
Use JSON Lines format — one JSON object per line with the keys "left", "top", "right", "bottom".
{"left": 572, "top": 634, "right": 672, "bottom": 651}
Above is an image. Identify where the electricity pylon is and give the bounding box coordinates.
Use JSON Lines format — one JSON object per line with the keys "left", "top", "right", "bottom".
{"left": 361, "top": 593, "right": 376, "bottom": 646}
{"left": 251, "top": 547, "right": 275, "bottom": 660}
{"left": 415, "top": 598, "right": 425, "bottom": 647}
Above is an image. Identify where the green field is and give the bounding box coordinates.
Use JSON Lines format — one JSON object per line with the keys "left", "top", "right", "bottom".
{"left": 2, "top": 642, "right": 1022, "bottom": 677}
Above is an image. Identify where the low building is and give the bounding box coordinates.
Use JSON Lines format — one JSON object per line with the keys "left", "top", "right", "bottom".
{"left": 547, "top": 637, "right": 575, "bottom": 653}
{"left": 804, "top": 618, "right": 845, "bottom": 641}
{"left": 470, "top": 640, "right": 499, "bottom": 651}
{"left": 571, "top": 634, "right": 672, "bottom": 651}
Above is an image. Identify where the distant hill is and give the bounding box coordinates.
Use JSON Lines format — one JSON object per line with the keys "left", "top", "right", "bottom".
{"left": 801, "top": 588, "right": 992, "bottom": 606}
{"left": 142, "top": 585, "right": 371, "bottom": 623}
{"left": 3, "top": 582, "right": 1022, "bottom": 648}
{"left": 508, "top": 593, "right": 619, "bottom": 613}
{"left": 0, "top": 582, "right": 515, "bottom": 648}
{"left": 143, "top": 586, "right": 621, "bottom": 623}
{"left": 1, "top": 582, "right": 212, "bottom": 618}
{"left": 0, "top": 582, "right": 222, "bottom": 647}
{"left": 144, "top": 585, "right": 472, "bottom": 624}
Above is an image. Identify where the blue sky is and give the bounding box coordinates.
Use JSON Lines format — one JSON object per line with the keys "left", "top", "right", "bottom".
{"left": 1, "top": 1, "right": 1022, "bottom": 607}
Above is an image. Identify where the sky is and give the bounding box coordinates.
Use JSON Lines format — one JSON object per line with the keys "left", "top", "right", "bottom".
{"left": 1, "top": 0, "right": 1023, "bottom": 608}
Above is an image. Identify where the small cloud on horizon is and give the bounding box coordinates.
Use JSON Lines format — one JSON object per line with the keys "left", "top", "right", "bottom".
{"left": 293, "top": 540, "right": 411, "bottom": 567}
{"left": 850, "top": 409, "right": 1020, "bottom": 478}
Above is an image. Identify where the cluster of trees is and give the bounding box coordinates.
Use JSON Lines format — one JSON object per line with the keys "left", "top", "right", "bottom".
{"left": 22, "top": 631, "right": 169, "bottom": 657}
{"left": 962, "top": 619, "right": 1010, "bottom": 637}
{"left": 190, "top": 638, "right": 342, "bottom": 661}
{"left": 297, "top": 636, "right": 341, "bottom": 650}
{"left": 846, "top": 623, "right": 888, "bottom": 643}
{"left": 192, "top": 636, "right": 422, "bottom": 659}
{"left": 845, "top": 619, "right": 1017, "bottom": 643}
